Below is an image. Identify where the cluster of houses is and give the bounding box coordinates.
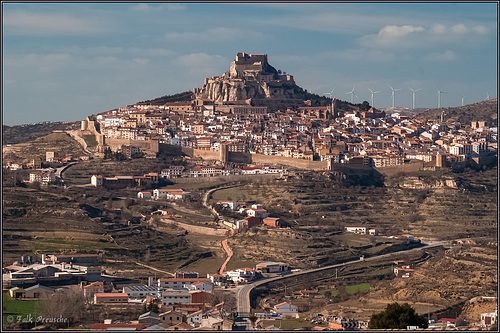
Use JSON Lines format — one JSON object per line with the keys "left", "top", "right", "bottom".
{"left": 89, "top": 164, "right": 285, "bottom": 191}
{"left": 216, "top": 201, "right": 287, "bottom": 230}
{"left": 93, "top": 94, "right": 497, "bottom": 166}
{"left": 392, "top": 260, "right": 415, "bottom": 278}
{"left": 91, "top": 173, "right": 159, "bottom": 189}
{"left": 161, "top": 165, "right": 286, "bottom": 179}
{"left": 137, "top": 188, "right": 192, "bottom": 201}
{"left": 5, "top": 253, "right": 102, "bottom": 296}
{"left": 3, "top": 153, "right": 81, "bottom": 171}
{"left": 90, "top": 301, "right": 231, "bottom": 330}
{"left": 85, "top": 266, "right": 286, "bottom": 330}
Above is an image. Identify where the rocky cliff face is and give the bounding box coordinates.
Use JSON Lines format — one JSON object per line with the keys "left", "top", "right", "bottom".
{"left": 194, "top": 52, "right": 308, "bottom": 104}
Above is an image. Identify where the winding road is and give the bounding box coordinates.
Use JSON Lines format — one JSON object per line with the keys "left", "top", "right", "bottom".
{"left": 236, "top": 241, "right": 448, "bottom": 322}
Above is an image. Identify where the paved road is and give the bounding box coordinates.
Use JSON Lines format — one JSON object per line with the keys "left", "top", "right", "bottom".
{"left": 55, "top": 162, "right": 77, "bottom": 182}
{"left": 236, "top": 241, "right": 447, "bottom": 315}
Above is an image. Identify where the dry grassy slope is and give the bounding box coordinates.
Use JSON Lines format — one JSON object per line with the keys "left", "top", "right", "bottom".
{"left": 2, "top": 121, "right": 79, "bottom": 145}
{"left": 2, "top": 186, "right": 208, "bottom": 273}
{"left": 2, "top": 131, "right": 89, "bottom": 162}
{"left": 315, "top": 244, "right": 497, "bottom": 322}
{"left": 215, "top": 167, "right": 497, "bottom": 275}
{"left": 2, "top": 187, "right": 105, "bottom": 264}
{"left": 419, "top": 98, "right": 498, "bottom": 124}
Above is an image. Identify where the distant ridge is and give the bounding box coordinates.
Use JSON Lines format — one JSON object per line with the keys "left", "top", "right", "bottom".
{"left": 418, "top": 98, "right": 498, "bottom": 124}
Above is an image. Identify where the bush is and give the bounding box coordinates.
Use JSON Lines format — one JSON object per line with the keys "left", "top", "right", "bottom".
{"left": 370, "top": 302, "right": 428, "bottom": 329}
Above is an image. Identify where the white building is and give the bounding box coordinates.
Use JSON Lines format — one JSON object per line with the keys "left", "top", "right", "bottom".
{"left": 272, "top": 302, "right": 299, "bottom": 318}
{"left": 137, "top": 191, "right": 152, "bottom": 199}
{"left": 161, "top": 289, "right": 191, "bottom": 306}
{"left": 189, "top": 281, "right": 213, "bottom": 292}
{"left": 91, "top": 175, "right": 104, "bottom": 187}
{"left": 481, "top": 310, "right": 498, "bottom": 328}
{"left": 225, "top": 268, "right": 256, "bottom": 284}
{"left": 123, "top": 286, "right": 161, "bottom": 299}
{"left": 344, "top": 226, "right": 369, "bottom": 235}
{"left": 255, "top": 262, "right": 289, "bottom": 274}
{"left": 158, "top": 278, "right": 212, "bottom": 290}
{"left": 186, "top": 310, "right": 203, "bottom": 327}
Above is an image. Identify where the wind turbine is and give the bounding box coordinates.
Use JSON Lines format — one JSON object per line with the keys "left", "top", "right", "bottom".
{"left": 409, "top": 87, "right": 422, "bottom": 109}
{"left": 388, "top": 84, "right": 401, "bottom": 108}
{"left": 367, "top": 87, "right": 380, "bottom": 107}
{"left": 346, "top": 84, "right": 356, "bottom": 104}
{"left": 324, "top": 86, "right": 335, "bottom": 98}
{"left": 457, "top": 92, "right": 467, "bottom": 106}
{"left": 437, "top": 89, "right": 445, "bottom": 108}
{"left": 485, "top": 91, "right": 490, "bottom": 101}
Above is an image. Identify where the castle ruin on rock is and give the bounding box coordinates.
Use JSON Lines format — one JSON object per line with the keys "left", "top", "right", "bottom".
{"left": 193, "top": 52, "right": 309, "bottom": 105}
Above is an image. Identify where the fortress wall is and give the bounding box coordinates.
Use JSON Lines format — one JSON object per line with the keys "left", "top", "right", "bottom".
{"left": 192, "top": 149, "right": 221, "bottom": 160}
{"left": 375, "top": 161, "right": 425, "bottom": 176}
{"left": 191, "top": 148, "right": 328, "bottom": 170}
{"left": 158, "top": 144, "right": 184, "bottom": 156}
{"left": 250, "top": 154, "right": 328, "bottom": 170}
{"left": 104, "top": 138, "right": 152, "bottom": 151}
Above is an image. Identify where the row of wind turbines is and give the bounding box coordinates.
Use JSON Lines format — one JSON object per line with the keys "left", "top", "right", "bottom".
{"left": 324, "top": 84, "right": 490, "bottom": 109}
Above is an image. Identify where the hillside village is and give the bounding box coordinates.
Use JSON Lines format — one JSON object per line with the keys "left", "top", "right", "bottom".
{"left": 2, "top": 52, "right": 497, "bottom": 331}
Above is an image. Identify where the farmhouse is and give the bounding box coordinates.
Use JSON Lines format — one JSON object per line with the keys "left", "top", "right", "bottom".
{"left": 344, "top": 225, "right": 369, "bottom": 235}
{"left": 255, "top": 262, "right": 289, "bottom": 273}
{"left": 272, "top": 301, "right": 299, "bottom": 318}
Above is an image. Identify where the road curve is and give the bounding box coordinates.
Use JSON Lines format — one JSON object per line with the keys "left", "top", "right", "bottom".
{"left": 236, "top": 241, "right": 447, "bottom": 314}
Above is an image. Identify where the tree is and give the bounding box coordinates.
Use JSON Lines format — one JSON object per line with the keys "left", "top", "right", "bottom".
{"left": 370, "top": 302, "right": 428, "bottom": 329}
{"left": 360, "top": 101, "right": 371, "bottom": 111}
{"left": 248, "top": 315, "right": 258, "bottom": 328}
{"left": 39, "top": 286, "right": 85, "bottom": 329}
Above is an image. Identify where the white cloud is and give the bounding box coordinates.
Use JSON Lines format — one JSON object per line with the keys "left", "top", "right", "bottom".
{"left": 424, "top": 50, "right": 458, "bottom": 62}
{"left": 132, "top": 58, "right": 149, "bottom": 66}
{"left": 3, "top": 11, "right": 106, "bottom": 35}
{"left": 360, "top": 22, "right": 491, "bottom": 50}
{"left": 129, "top": 4, "right": 151, "bottom": 12}
{"left": 472, "top": 25, "right": 489, "bottom": 35}
{"left": 95, "top": 56, "right": 118, "bottom": 66}
{"left": 129, "top": 3, "right": 186, "bottom": 12}
{"left": 164, "top": 27, "right": 264, "bottom": 42}
{"left": 175, "top": 53, "right": 227, "bottom": 68}
{"left": 379, "top": 25, "right": 425, "bottom": 39}
{"left": 431, "top": 24, "right": 447, "bottom": 35}
{"left": 451, "top": 24, "right": 467, "bottom": 34}
{"left": 431, "top": 23, "right": 489, "bottom": 37}
{"left": 325, "top": 48, "right": 396, "bottom": 62}
{"left": 358, "top": 25, "right": 426, "bottom": 49}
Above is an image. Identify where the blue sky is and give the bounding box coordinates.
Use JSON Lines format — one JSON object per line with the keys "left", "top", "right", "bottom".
{"left": 2, "top": 2, "right": 498, "bottom": 125}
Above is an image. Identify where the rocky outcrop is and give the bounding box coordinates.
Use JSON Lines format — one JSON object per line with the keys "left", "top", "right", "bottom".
{"left": 194, "top": 52, "right": 308, "bottom": 104}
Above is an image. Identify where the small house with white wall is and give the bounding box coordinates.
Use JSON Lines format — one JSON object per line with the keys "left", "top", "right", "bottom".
{"left": 344, "top": 225, "right": 369, "bottom": 235}
{"left": 189, "top": 281, "right": 213, "bottom": 292}
{"left": 272, "top": 302, "right": 299, "bottom": 318}
{"left": 137, "top": 191, "right": 152, "bottom": 199}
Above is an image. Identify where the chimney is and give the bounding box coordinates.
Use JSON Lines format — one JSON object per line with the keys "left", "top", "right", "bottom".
{"left": 148, "top": 277, "right": 154, "bottom": 287}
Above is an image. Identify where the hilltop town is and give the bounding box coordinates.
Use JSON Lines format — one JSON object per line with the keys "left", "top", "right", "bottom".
{"left": 2, "top": 52, "right": 498, "bottom": 331}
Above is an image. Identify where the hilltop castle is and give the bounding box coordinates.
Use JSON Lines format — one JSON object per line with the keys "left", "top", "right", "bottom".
{"left": 193, "top": 52, "right": 306, "bottom": 104}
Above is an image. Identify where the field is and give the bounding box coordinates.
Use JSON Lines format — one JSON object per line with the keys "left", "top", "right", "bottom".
{"left": 259, "top": 318, "right": 313, "bottom": 330}
{"left": 2, "top": 293, "right": 40, "bottom": 330}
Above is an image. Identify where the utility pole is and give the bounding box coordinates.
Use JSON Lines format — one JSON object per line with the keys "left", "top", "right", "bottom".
{"left": 336, "top": 268, "right": 338, "bottom": 279}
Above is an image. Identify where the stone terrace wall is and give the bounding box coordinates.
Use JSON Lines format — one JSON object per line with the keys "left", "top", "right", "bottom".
{"left": 189, "top": 149, "right": 328, "bottom": 170}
